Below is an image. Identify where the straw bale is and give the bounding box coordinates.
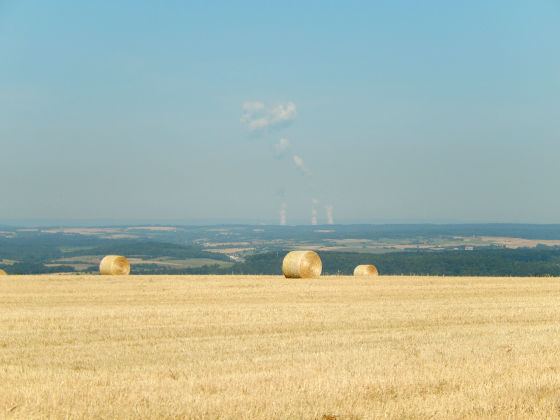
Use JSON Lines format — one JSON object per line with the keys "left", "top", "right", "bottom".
{"left": 282, "top": 251, "right": 322, "bottom": 278}
{"left": 99, "top": 255, "right": 130, "bottom": 275}
{"left": 353, "top": 264, "right": 378, "bottom": 276}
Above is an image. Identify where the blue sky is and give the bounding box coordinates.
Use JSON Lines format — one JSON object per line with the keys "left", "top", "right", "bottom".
{"left": 1, "top": 1, "right": 559, "bottom": 224}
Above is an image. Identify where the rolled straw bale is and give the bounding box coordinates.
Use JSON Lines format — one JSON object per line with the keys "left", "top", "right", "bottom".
{"left": 353, "top": 264, "right": 378, "bottom": 276}
{"left": 99, "top": 255, "right": 130, "bottom": 275}
{"left": 0, "top": 269, "right": 6, "bottom": 276}
{"left": 282, "top": 250, "right": 322, "bottom": 278}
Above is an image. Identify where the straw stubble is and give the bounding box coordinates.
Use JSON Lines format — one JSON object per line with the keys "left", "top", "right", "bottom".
{"left": 2, "top": 274, "right": 560, "bottom": 419}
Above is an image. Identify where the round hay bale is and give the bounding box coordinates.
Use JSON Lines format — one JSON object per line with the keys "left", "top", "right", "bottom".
{"left": 0, "top": 269, "right": 7, "bottom": 276}
{"left": 282, "top": 250, "right": 322, "bottom": 278}
{"left": 99, "top": 255, "right": 130, "bottom": 275}
{"left": 353, "top": 264, "right": 378, "bottom": 276}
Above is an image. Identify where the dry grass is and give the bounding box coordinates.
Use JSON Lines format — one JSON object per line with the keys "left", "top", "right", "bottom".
{"left": 1, "top": 275, "right": 560, "bottom": 419}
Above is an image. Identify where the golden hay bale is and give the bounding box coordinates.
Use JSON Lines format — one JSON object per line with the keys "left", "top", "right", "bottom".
{"left": 0, "top": 269, "right": 7, "bottom": 276}
{"left": 99, "top": 255, "right": 130, "bottom": 275}
{"left": 353, "top": 264, "right": 378, "bottom": 276}
{"left": 282, "top": 250, "right": 322, "bottom": 278}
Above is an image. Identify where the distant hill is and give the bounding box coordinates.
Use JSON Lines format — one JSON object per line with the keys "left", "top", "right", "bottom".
{"left": 3, "top": 224, "right": 560, "bottom": 276}
{"left": 0, "top": 235, "right": 230, "bottom": 274}
{"left": 221, "top": 248, "right": 560, "bottom": 277}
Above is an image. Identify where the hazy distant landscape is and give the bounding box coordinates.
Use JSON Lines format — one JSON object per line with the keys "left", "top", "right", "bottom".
{"left": 3, "top": 223, "right": 560, "bottom": 276}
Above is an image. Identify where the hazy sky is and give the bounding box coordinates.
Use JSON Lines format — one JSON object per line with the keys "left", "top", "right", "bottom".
{"left": 1, "top": 1, "right": 559, "bottom": 224}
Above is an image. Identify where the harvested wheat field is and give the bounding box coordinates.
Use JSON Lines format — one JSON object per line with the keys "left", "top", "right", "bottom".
{"left": 2, "top": 275, "right": 560, "bottom": 419}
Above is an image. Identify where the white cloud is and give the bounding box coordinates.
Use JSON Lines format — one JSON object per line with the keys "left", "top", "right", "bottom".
{"left": 242, "top": 101, "right": 265, "bottom": 113}
{"left": 241, "top": 101, "right": 297, "bottom": 131}
{"left": 269, "top": 102, "right": 296, "bottom": 125}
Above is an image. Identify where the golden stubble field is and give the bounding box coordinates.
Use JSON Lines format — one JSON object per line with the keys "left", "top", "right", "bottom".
{"left": 2, "top": 275, "right": 560, "bottom": 419}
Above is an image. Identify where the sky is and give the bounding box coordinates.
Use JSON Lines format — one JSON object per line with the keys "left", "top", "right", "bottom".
{"left": 0, "top": 1, "right": 559, "bottom": 225}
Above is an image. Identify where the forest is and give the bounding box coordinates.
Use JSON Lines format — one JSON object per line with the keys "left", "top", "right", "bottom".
{"left": 131, "top": 247, "right": 560, "bottom": 277}
{"left": 2, "top": 227, "right": 560, "bottom": 276}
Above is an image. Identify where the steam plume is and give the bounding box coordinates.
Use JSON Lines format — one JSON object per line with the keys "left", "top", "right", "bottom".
{"left": 311, "top": 198, "right": 318, "bottom": 225}
{"left": 326, "top": 205, "right": 334, "bottom": 225}
{"left": 241, "top": 101, "right": 297, "bottom": 131}
{"left": 274, "top": 138, "right": 291, "bottom": 157}
{"left": 280, "top": 202, "right": 287, "bottom": 226}
{"left": 293, "top": 155, "right": 310, "bottom": 175}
